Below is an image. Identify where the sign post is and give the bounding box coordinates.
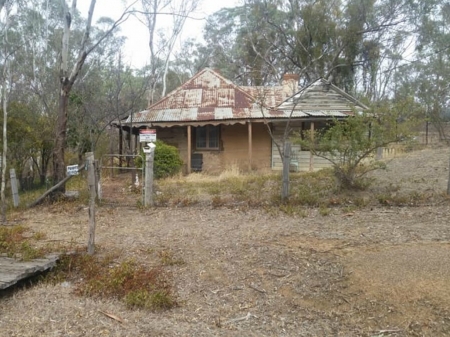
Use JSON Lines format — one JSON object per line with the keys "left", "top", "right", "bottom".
{"left": 140, "top": 129, "right": 157, "bottom": 207}
{"left": 144, "top": 143, "right": 156, "bottom": 207}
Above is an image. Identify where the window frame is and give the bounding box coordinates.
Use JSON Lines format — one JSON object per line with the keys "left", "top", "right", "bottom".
{"left": 194, "top": 125, "right": 220, "bottom": 150}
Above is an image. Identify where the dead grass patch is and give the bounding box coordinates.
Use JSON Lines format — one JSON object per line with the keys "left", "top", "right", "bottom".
{"left": 346, "top": 243, "right": 450, "bottom": 304}
{"left": 340, "top": 243, "right": 450, "bottom": 335}
{"left": 0, "top": 225, "right": 47, "bottom": 260}
{"left": 45, "top": 250, "right": 176, "bottom": 311}
{"left": 154, "top": 167, "right": 411, "bottom": 213}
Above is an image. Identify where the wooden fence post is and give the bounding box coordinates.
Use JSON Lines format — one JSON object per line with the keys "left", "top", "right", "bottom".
{"left": 9, "top": 169, "right": 19, "bottom": 207}
{"left": 447, "top": 155, "right": 450, "bottom": 196}
{"left": 95, "top": 159, "right": 101, "bottom": 200}
{"left": 86, "top": 152, "right": 96, "bottom": 255}
{"left": 144, "top": 144, "right": 155, "bottom": 207}
{"left": 281, "top": 142, "right": 291, "bottom": 201}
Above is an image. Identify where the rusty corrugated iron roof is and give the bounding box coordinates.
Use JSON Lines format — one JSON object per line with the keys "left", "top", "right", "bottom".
{"left": 147, "top": 68, "right": 255, "bottom": 110}
{"left": 123, "top": 69, "right": 364, "bottom": 126}
{"left": 125, "top": 108, "right": 349, "bottom": 127}
{"left": 240, "top": 86, "right": 287, "bottom": 108}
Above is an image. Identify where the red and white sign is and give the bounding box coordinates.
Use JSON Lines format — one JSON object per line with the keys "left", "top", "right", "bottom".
{"left": 139, "top": 129, "right": 157, "bottom": 142}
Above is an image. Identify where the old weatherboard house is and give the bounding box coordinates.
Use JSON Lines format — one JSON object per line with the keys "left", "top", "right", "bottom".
{"left": 117, "top": 68, "right": 368, "bottom": 174}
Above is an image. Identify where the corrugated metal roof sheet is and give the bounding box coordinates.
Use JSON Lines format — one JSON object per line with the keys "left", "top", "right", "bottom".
{"left": 125, "top": 108, "right": 350, "bottom": 125}
{"left": 123, "top": 69, "right": 364, "bottom": 126}
{"left": 147, "top": 68, "right": 255, "bottom": 110}
{"left": 240, "top": 86, "right": 287, "bottom": 108}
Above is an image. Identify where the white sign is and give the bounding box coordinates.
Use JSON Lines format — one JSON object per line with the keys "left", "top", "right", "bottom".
{"left": 143, "top": 142, "right": 156, "bottom": 154}
{"left": 139, "top": 129, "right": 157, "bottom": 142}
{"left": 66, "top": 165, "right": 79, "bottom": 176}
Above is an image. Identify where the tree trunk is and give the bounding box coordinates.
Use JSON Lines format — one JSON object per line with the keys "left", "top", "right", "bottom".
{"left": 51, "top": 0, "right": 121, "bottom": 193}
{"left": 281, "top": 142, "right": 291, "bottom": 201}
{"left": 1, "top": 67, "right": 8, "bottom": 223}
{"left": 53, "top": 82, "right": 70, "bottom": 192}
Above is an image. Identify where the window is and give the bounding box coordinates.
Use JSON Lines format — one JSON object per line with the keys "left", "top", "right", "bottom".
{"left": 300, "top": 121, "right": 332, "bottom": 150}
{"left": 195, "top": 125, "right": 220, "bottom": 150}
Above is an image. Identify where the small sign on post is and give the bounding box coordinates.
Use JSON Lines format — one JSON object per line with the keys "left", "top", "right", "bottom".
{"left": 139, "top": 129, "right": 157, "bottom": 143}
{"left": 67, "top": 165, "right": 79, "bottom": 176}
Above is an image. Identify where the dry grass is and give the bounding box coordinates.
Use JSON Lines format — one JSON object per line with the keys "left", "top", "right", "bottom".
{"left": 0, "top": 145, "right": 450, "bottom": 336}
{"left": 154, "top": 162, "right": 446, "bottom": 212}
{"left": 0, "top": 225, "right": 47, "bottom": 260}
{"left": 47, "top": 252, "right": 176, "bottom": 311}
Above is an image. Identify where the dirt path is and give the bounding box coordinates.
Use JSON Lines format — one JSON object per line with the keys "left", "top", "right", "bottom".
{"left": 1, "top": 146, "right": 450, "bottom": 336}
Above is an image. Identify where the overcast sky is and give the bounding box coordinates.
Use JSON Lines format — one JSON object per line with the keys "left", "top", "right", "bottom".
{"left": 77, "top": 0, "right": 240, "bottom": 68}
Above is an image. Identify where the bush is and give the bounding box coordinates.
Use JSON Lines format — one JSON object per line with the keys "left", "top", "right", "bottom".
{"left": 296, "top": 110, "right": 419, "bottom": 190}
{"left": 47, "top": 253, "right": 177, "bottom": 311}
{"left": 136, "top": 140, "right": 183, "bottom": 179}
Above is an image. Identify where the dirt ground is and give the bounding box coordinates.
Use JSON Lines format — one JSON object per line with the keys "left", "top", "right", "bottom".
{"left": 1, "top": 146, "right": 450, "bottom": 336}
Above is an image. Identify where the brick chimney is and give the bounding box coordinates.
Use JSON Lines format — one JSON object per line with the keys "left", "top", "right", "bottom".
{"left": 282, "top": 74, "right": 300, "bottom": 96}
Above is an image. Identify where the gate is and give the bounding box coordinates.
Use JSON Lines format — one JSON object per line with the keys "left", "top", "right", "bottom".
{"left": 99, "top": 154, "right": 144, "bottom": 207}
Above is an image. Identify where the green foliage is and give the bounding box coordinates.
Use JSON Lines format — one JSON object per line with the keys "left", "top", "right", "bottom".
{"left": 319, "top": 206, "right": 332, "bottom": 216}
{"left": 0, "top": 101, "right": 54, "bottom": 188}
{"left": 296, "top": 105, "right": 422, "bottom": 190}
{"left": 125, "top": 289, "right": 175, "bottom": 310}
{"left": 136, "top": 140, "right": 183, "bottom": 179}
{"left": 197, "top": 0, "right": 414, "bottom": 94}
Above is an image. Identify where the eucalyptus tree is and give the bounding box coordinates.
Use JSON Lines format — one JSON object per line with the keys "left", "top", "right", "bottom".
{"left": 139, "top": 0, "right": 199, "bottom": 104}
{"left": 0, "top": 0, "right": 14, "bottom": 222}
{"left": 71, "top": 40, "right": 149, "bottom": 160}
{"left": 172, "top": 38, "right": 209, "bottom": 77}
{"left": 11, "top": 0, "right": 68, "bottom": 186}
{"left": 200, "top": 4, "right": 288, "bottom": 85}
{"left": 53, "top": 0, "right": 131, "bottom": 193}
{"left": 408, "top": 0, "right": 450, "bottom": 142}
{"left": 198, "top": 0, "right": 414, "bottom": 98}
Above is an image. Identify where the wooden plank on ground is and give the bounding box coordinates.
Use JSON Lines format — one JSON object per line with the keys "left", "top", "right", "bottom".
{"left": 0, "top": 254, "right": 59, "bottom": 290}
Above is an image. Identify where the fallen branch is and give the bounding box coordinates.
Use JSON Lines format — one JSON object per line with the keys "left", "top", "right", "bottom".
{"left": 223, "top": 312, "right": 256, "bottom": 325}
{"left": 231, "top": 286, "right": 244, "bottom": 291}
{"left": 373, "top": 329, "right": 402, "bottom": 334}
{"left": 99, "top": 310, "right": 124, "bottom": 324}
{"left": 267, "top": 272, "right": 291, "bottom": 278}
{"left": 28, "top": 165, "right": 84, "bottom": 208}
{"left": 249, "top": 283, "right": 266, "bottom": 294}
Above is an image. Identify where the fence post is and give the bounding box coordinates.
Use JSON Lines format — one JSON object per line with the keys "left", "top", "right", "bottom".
{"left": 376, "top": 147, "right": 383, "bottom": 160}
{"left": 281, "top": 142, "right": 291, "bottom": 201}
{"left": 86, "top": 152, "right": 96, "bottom": 255}
{"left": 447, "top": 155, "right": 450, "bottom": 196}
{"left": 9, "top": 169, "right": 19, "bottom": 207}
{"left": 144, "top": 143, "right": 156, "bottom": 207}
{"left": 95, "top": 159, "right": 101, "bottom": 200}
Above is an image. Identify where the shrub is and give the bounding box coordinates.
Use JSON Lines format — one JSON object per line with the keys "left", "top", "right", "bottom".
{"left": 47, "top": 253, "right": 177, "bottom": 311}
{"left": 136, "top": 140, "right": 183, "bottom": 179}
{"left": 296, "top": 101, "right": 422, "bottom": 190}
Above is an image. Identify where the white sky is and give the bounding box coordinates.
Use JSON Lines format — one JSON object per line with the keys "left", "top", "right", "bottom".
{"left": 77, "top": 0, "right": 241, "bottom": 68}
